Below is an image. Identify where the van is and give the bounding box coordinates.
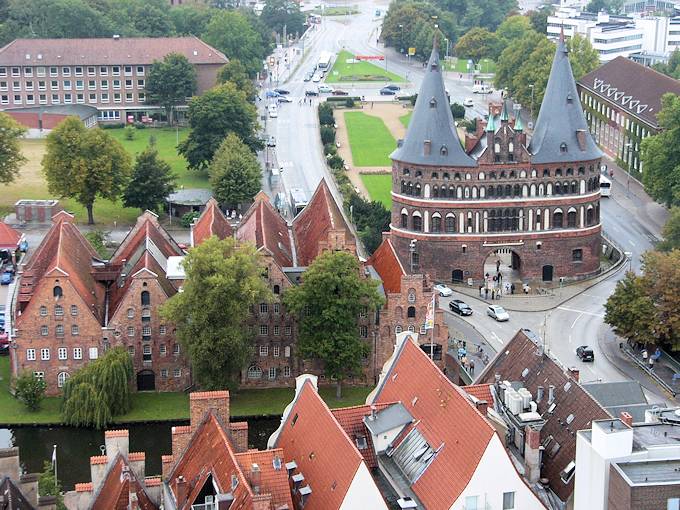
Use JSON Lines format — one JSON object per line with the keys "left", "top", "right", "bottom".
{"left": 268, "top": 104, "right": 278, "bottom": 118}
{"left": 472, "top": 84, "right": 493, "bottom": 94}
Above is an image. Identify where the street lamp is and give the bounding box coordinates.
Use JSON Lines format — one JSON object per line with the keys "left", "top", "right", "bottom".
{"left": 445, "top": 37, "right": 449, "bottom": 59}
{"left": 398, "top": 24, "right": 404, "bottom": 55}
{"left": 529, "top": 84, "right": 535, "bottom": 128}
{"left": 624, "top": 251, "right": 633, "bottom": 273}
{"left": 624, "top": 142, "right": 633, "bottom": 197}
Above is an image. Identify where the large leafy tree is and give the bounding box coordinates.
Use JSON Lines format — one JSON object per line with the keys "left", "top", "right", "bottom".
{"left": 179, "top": 82, "right": 261, "bottom": 171}
{"left": 381, "top": 1, "right": 457, "bottom": 56}
{"left": 495, "top": 15, "right": 532, "bottom": 48}
{"left": 217, "top": 59, "right": 257, "bottom": 102}
{"left": 641, "top": 93, "right": 680, "bottom": 207}
{"left": 567, "top": 34, "right": 600, "bottom": 80}
{"left": 123, "top": 146, "right": 177, "bottom": 212}
{"left": 658, "top": 207, "right": 680, "bottom": 252}
{"left": 145, "top": 53, "right": 197, "bottom": 125}
{"left": 348, "top": 194, "right": 390, "bottom": 254}
{"left": 169, "top": 5, "right": 215, "bottom": 36}
{"left": 283, "top": 251, "right": 384, "bottom": 397}
{"left": 209, "top": 133, "right": 262, "bottom": 209}
{"left": 604, "top": 271, "right": 657, "bottom": 346}
{"left": 0, "top": 112, "right": 27, "bottom": 184}
{"left": 103, "top": 0, "right": 174, "bottom": 37}
{"left": 261, "top": 0, "right": 306, "bottom": 37}
{"left": 454, "top": 27, "right": 501, "bottom": 61}
{"left": 42, "top": 118, "right": 132, "bottom": 224}
{"left": 653, "top": 48, "right": 680, "bottom": 79}
{"left": 161, "top": 237, "right": 270, "bottom": 389}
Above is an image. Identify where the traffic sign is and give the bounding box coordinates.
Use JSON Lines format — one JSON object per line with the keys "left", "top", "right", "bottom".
{"left": 408, "top": 47, "right": 416, "bottom": 56}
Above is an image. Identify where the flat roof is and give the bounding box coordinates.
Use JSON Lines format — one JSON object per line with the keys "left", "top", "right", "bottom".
{"left": 615, "top": 459, "right": 680, "bottom": 485}
{"left": 364, "top": 403, "right": 413, "bottom": 436}
{"left": 633, "top": 423, "right": 680, "bottom": 450}
{"left": 594, "top": 418, "right": 630, "bottom": 434}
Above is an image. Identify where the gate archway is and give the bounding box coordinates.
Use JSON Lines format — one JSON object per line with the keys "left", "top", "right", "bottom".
{"left": 483, "top": 248, "right": 522, "bottom": 285}
{"left": 137, "top": 370, "right": 155, "bottom": 391}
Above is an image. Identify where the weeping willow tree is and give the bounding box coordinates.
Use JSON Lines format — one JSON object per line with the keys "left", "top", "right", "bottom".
{"left": 61, "top": 347, "right": 133, "bottom": 428}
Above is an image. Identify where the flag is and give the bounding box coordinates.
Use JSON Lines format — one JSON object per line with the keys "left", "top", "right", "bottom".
{"left": 51, "top": 444, "right": 57, "bottom": 465}
{"left": 424, "top": 294, "right": 435, "bottom": 330}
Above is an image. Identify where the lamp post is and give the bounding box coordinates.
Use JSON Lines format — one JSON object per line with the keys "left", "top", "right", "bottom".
{"left": 624, "top": 251, "right": 633, "bottom": 273}
{"left": 624, "top": 142, "right": 633, "bottom": 197}
{"left": 529, "top": 84, "right": 535, "bottom": 128}
{"left": 445, "top": 38, "right": 449, "bottom": 59}
{"left": 398, "top": 24, "right": 404, "bottom": 56}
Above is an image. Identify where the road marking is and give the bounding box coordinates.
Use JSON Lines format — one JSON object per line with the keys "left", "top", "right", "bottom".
{"left": 628, "top": 239, "right": 636, "bottom": 247}
{"left": 568, "top": 334, "right": 572, "bottom": 344}
{"left": 557, "top": 306, "right": 604, "bottom": 318}
{"left": 490, "top": 332, "right": 502, "bottom": 346}
{"left": 571, "top": 313, "right": 583, "bottom": 329}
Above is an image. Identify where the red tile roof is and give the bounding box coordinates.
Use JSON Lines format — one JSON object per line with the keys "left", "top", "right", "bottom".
{"left": 274, "top": 380, "right": 367, "bottom": 510}
{"left": 0, "top": 36, "right": 228, "bottom": 66}
{"left": 191, "top": 198, "right": 233, "bottom": 246}
{"left": 367, "top": 237, "right": 405, "bottom": 294}
{"left": 373, "top": 337, "right": 495, "bottom": 509}
{"left": 0, "top": 222, "right": 21, "bottom": 250}
{"left": 168, "top": 412, "right": 253, "bottom": 510}
{"left": 292, "top": 180, "right": 355, "bottom": 267}
{"left": 91, "top": 455, "right": 158, "bottom": 510}
{"left": 331, "top": 403, "right": 394, "bottom": 469}
{"left": 235, "top": 448, "right": 294, "bottom": 509}
{"left": 110, "top": 211, "right": 183, "bottom": 266}
{"left": 477, "top": 329, "right": 611, "bottom": 502}
{"left": 464, "top": 384, "right": 494, "bottom": 404}
{"left": 237, "top": 192, "right": 293, "bottom": 268}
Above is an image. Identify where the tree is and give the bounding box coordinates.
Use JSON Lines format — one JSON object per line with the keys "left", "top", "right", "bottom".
{"left": 13, "top": 371, "right": 46, "bottom": 411}
{"left": 604, "top": 271, "right": 656, "bottom": 346}
{"left": 179, "top": 82, "right": 261, "bottom": 171}
{"left": 658, "top": 207, "right": 680, "bottom": 251}
{"left": 0, "top": 112, "right": 27, "bottom": 184}
{"left": 103, "top": 0, "right": 174, "bottom": 37}
{"left": 217, "top": 59, "right": 257, "bottom": 102}
{"left": 123, "top": 146, "right": 177, "bottom": 212}
{"left": 208, "top": 134, "right": 261, "bottom": 209}
{"left": 85, "top": 230, "right": 109, "bottom": 258}
{"left": 641, "top": 93, "right": 680, "bottom": 207}
{"left": 653, "top": 48, "right": 680, "bottom": 79}
{"left": 586, "top": 0, "right": 623, "bottom": 13}
{"left": 283, "top": 251, "right": 384, "bottom": 397}
{"left": 528, "top": 6, "right": 553, "bottom": 34}
{"left": 169, "top": 5, "right": 215, "bottom": 36}
{"left": 39, "top": 461, "right": 66, "bottom": 510}
{"left": 145, "top": 53, "right": 197, "bottom": 125}
{"left": 320, "top": 125, "right": 336, "bottom": 145}
{"left": 318, "top": 102, "right": 335, "bottom": 126}
{"left": 202, "top": 9, "right": 267, "bottom": 76}
{"left": 261, "top": 0, "right": 306, "bottom": 37}
{"left": 567, "top": 34, "right": 600, "bottom": 80}
{"left": 42, "top": 118, "right": 132, "bottom": 224}
{"left": 61, "top": 347, "right": 133, "bottom": 428}
{"left": 450, "top": 102, "right": 466, "bottom": 119}
{"left": 348, "top": 194, "right": 390, "bottom": 254}
{"left": 495, "top": 15, "right": 532, "bottom": 48}
{"left": 454, "top": 27, "right": 500, "bottom": 61}
{"left": 161, "top": 237, "right": 270, "bottom": 389}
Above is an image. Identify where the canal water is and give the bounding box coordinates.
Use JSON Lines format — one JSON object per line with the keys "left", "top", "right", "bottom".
{"left": 0, "top": 416, "right": 281, "bottom": 490}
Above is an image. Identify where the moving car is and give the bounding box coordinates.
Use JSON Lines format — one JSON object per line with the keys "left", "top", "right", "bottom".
{"left": 472, "top": 84, "right": 493, "bottom": 94}
{"left": 576, "top": 346, "right": 595, "bottom": 361}
{"left": 433, "top": 284, "right": 453, "bottom": 297}
{"left": 305, "top": 89, "right": 319, "bottom": 96}
{"left": 304, "top": 72, "right": 313, "bottom": 82}
{"left": 277, "top": 96, "right": 292, "bottom": 103}
{"left": 312, "top": 74, "right": 322, "bottom": 82}
{"left": 449, "top": 299, "right": 473, "bottom": 316}
{"left": 266, "top": 136, "right": 276, "bottom": 147}
{"left": 486, "top": 305, "right": 509, "bottom": 322}
{"left": 318, "top": 84, "right": 334, "bottom": 93}
{"left": 332, "top": 89, "right": 349, "bottom": 96}
{"left": 380, "top": 87, "right": 397, "bottom": 95}
{"left": 383, "top": 84, "right": 401, "bottom": 92}
{"left": 274, "top": 88, "right": 290, "bottom": 95}
{"left": 463, "top": 97, "right": 474, "bottom": 107}
{"left": 265, "top": 90, "right": 281, "bottom": 98}
{"left": 1, "top": 272, "right": 13, "bottom": 285}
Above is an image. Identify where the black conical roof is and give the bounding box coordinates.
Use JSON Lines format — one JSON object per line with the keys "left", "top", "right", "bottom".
{"left": 528, "top": 36, "right": 602, "bottom": 164}
{"left": 391, "top": 43, "right": 477, "bottom": 168}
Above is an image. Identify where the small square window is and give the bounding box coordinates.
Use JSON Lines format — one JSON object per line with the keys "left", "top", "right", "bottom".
{"left": 160, "top": 344, "right": 167, "bottom": 356}
{"left": 173, "top": 344, "right": 180, "bottom": 355}
{"left": 503, "top": 491, "right": 515, "bottom": 510}
{"left": 73, "top": 347, "right": 82, "bottom": 360}
{"left": 273, "top": 325, "right": 280, "bottom": 336}
{"left": 283, "top": 366, "right": 291, "bottom": 377}
{"left": 160, "top": 325, "right": 167, "bottom": 335}
{"left": 260, "top": 345, "right": 268, "bottom": 356}
{"left": 260, "top": 303, "right": 269, "bottom": 314}
{"left": 127, "top": 326, "right": 134, "bottom": 336}
{"left": 285, "top": 326, "right": 292, "bottom": 336}
{"left": 58, "top": 347, "right": 67, "bottom": 360}
{"left": 269, "top": 367, "right": 276, "bottom": 379}
{"left": 40, "top": 305, "right": 47, "bottom": 316}
{"left": 40, "top": 325, "right": 48, "bottom": 336}
{"left": 161, "top": 369, "right": 168, "bottom": 378}
{"left": 572, "top": 248, "right": 583, "bottom": 262}
{"left": 71, "top": 305, "right": 78, "bottom": 316}
{"left": 128, "top": 345, "right": 135, "bottom": 355}
{"left": 88, "top": 347, "right": 98, "bottom": 360}
{"left": 71, "top": 325, "right": 79, "bottom": 336}
{"left": 26, "top": 349, "right": 36, "bottom": 361}
{"left": 40, "top": 348, "right": 50, "bottom": 361}
{"left": 259, "top": 325, "right": 269, "bottom": 336}
{"left": 273, "top": 345, "right": 280, "bottom": 357}
{"left": 173, "top": 368, "right": 181, "bottom": 378}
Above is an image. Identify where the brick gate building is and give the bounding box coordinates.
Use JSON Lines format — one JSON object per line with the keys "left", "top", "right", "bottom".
{"left": 389, "top": 36, "right": 603, "bottom": 284}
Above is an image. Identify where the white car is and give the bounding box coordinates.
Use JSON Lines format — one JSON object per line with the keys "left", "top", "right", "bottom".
{"left": 268, "top": 104, "right": 278, "bottom": 118}
{"left": 487, "top": 305, "right": 509, "bottom": 322}
{"left": 433, "top": 284, "right": 453, "bottom": 297}
{"left": 318, "top": 84, "right": 334, "bottom": 93}
{"left": 312, "top": 73, "right": 322, "bottom": 82}
{"left": 463, "top": 97, "right": 474, "bottom": 107}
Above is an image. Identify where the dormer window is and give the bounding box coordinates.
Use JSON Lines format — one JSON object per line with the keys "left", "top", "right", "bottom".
{"left": 440, "top": 146, "right": 448, "bottom": 156}
{"left": 560, "top": 143, "right": 568, "bottom": 153}
{"left": 403, "top": 168, "right": 410, "bottom": 176}
{"left": 566, "top": 93, "right": 573, "bottom": 103}
{"left": 429, "top": 97, "right": 437, "bottom": 108}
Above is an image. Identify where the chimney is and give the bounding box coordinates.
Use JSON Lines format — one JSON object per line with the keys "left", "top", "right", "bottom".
{"left": 161, "top": 455, "right": 174, "bottom": 480}
{"left": 475, "top": 399, "right": 488, "bottom": 416}
{"left": 620, "top": 412, "right": 633, "bottom": 428}
{"left": 548, "top": 385, "right": 555, "bottom": 404}
{"left": 524, "top": 426, "right": 542, "bottom": 483}
{"left": 537, "top": 386, "right": 544, "bottom": 403}
{"left": 568, "top": 367, "right": 580, "bottom": 382}
{"left": 90, "top": 456, "right": 108, "bottom": 489}
{"left": 190, "top": 391, "right": 230, "bottom": 431}
{"left": 175, "top": 476, "right": 188, "bottom": 507}
{"left": 250, "top": 464, "right": 261, "bottom": 495}
{"left": 369, "top": 405, "right": 377, "bottom": 421}
{"left": 465, "top": 133, "right": 479, "bottom": 153}
{"left": 423, "top": 140, "right": 431, "bottom": 156}
{"left": 576, "top": 129, "right": 586, "bottom": 151}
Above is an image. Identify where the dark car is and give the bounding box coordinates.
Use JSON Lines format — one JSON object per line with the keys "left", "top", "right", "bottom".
{"left": 449, "top": 299, "right": 473, "bottom": 316}
{"left": 305, "top": 89, "right": 319, "bottom": 96}
{"left": 264, "top": 90, "right": 280, "bottom": 98}
{"left": 277, "top": 96, "right": 293, "bottom": 103}
{"left": 274, "top": 88, "right": 290, "bottom": 95}
{"left": 332, "top": 89, "right": 349, "bottom": 96}
{"left": 1, "top": 272, "right": 12, "bottom": 285}
{"left": 380, "top": 87, "right": 397, "bottom": 95}
{"left": 384, "top": 84, "right": 401, "bottom": 91}
{"left": 576, "top": 345, "right": 595, "bottom": 361}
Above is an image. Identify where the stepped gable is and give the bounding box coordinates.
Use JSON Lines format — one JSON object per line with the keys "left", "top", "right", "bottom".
{"left": 236, "top": 192, "right": 293, "bottom": 268}
{"left": 292, "top": 179, "right": 355, "bottom": 267}
{"left": 191, "top": 198, "right": 233, "bottom": 246}
{"left": 371, "top": 337, "right": 495, "bottom": 509}
{"left": 19, "top": 211, "right": 105, "bottom": 320}
{"left": 234, "top": 449, "right": 294, "bottom": 509}
{"left": 90, "top": 454, "right": 157, "bottom": 510}
{"left": 366, "top": 237, "right": 406, "bottom": 294}
{"left": 391, "top": 39, "right": 477, "bottom": 167}
{"left": 528, "top": 34, "right": 601, "bottom": 164}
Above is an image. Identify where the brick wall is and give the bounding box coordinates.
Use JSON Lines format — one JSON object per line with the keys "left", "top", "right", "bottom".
{"left": 189, "top": 391, "right": 230, "bottom": 430}
{"left": 229, "top": 422, "right": 248, "bottom": 453}
{"left": 608, "top": 464, "right": 680, "bottom": 510}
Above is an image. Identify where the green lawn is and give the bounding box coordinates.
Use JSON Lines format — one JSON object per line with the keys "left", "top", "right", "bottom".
{"left": 0, "top": 357, "right": 371, "bottom": 425}
{"left": 326, "top": 50, "right": 405, "bottom": 83}
{"left": 443, "top": 57, "right": 496, "bottom": 74}
{"left": 400, "top": 111, "right": 412, "bottom": 128}
{"left": 360, "top": 174, "right": 392, "bottom": 207}
{"left": 314, "top": 6, "right": 359, "bottom": 15}
{"left": 344, "top": 111, "right": 396, "bottom": 166}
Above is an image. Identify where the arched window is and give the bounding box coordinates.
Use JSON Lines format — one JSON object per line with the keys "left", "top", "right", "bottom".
{"left": 408, "top": 182, "right": 414, "bottom": 195}
{"left": 578, "top": 166, "right": 585, "bottom": 175}
{"left": 510, "top": 170, "right": 516, "bottom": 179}
{"left": 520, "top": 170, "right": 527, "bottom": 178}
{"left": 53, "top": 286, "right": 63, "bottom": 298}
{"left": 505, "top": 184, "right": 512, "bottom": 197}
{"left": 247, "top": 366, "right": 262, "bottom": 379}
{"left": 504, "top": 208, "right": 512, "bottom": 231}
{"left": 472, "top": 186, "right": 478, "bottom": 198}
{"left": 555, "top": 168, "right": 563, "bottom": 177}
{"left": 445, "top": 214, "right": 456, "bottom": 233}
{"left": 433, "top": 185, "right": 439, "bottom": 198}
{"left": 457, "top": 186, "right": 463, "bottom": 199}
{"left": 500, "top": 171, "right": 507, "bottom": 179}
{"left": 401, "top": 181, "right": 406, "bottom": 193}
{"left": 478, "top": 172, "right": 486, "bottom": 180}
{"left": 273, "top": 285, "right": 280, "bottom": 294}
{"left": 57, "top": 372, "right": 70, "bottom": 388}
{"left": 403, "top": 168, "right": 410, "bottom": 176}
{"left": 39, "top": 305, "right": 47, "bottom": 317}
{"left": 431, "top": 214, "right": 442, "bottom": 233}
{"left": 566, "top": 167, "right": 574, "bottom": 176}
{"left": 412, "top": 214, "right": 422, "bottom": 232}
{"left": 555, "top": 183, "right": 561, "bottom": 195}
{"left": 489, "top": 210, "right": 497, "bottom": 232}
{"left": 489, "top": 172, "right": 497, "bottom": 180}
{"left": 464, "top": 187, "right": 470, "bottom": 198}
{"left": 494, "top": 138, "right": 501, "bottom": 153}
{"left": 415, "top": 170, "right": 422, "bottom": 178}
{"left": 513, "top": 184, "right": 520, "bottom": 197}
{"left": 401, "top": 212, "right": 408, "bottom": 229}
{"left": 440, "top": 146, "right": 448, "bottom": 156}
{"left": 465, "top": 173, "right": 472, "bottom": 180}
{"left": 432, "top": 172, "right": 439, "bottom": 179}
{"left": 567, "top": 208, "right": 577, "bottom": 227}
{"left": 407, "top": 306, "right": 416, "bottom": 318}
{"left": 443, "top": 172, "right": 450, "bottom": 180}
{"left": 448, "top": 185, "right": 455, "bottom": 198}
{"left": 487, "top": 186, "right": 495, "bottom": 197}
{"left": 415, "top": 183, "right": 421, "bottom": 197}
{"left": 560, "top": 143, "right": 568, "bottom": 153}
{"left": 454, "top": 172, "right": 461, "bottom": 181}
{"left": 553, "top": 209, "right": 563, "bottom": 228}
{"left": 543, "top": 168, "right": 550, "bottom": 177}
{"left": 55, "top": 305, "right": 63, "bottom": 316}
{"left": 497, "top": 185, "right": 503, "bottom": 197}
{"left": 586, "top": 206, "right": 594, "bottom": 225}
{"left": 141, "top": 291, "right": 150, "bottom": 306}
{"left": 571, "top": 181, "right": 578, "bottom": 194}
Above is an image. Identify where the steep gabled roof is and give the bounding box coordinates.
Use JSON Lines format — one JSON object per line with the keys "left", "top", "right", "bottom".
{"left": 273, "top": 380, "right": 368, "bottom": 510}
{"left": 391, "top": 41, "right": 477, "bottom": 168}
{"left": 110, "top": 211, "right": 184, "bottom": 266}
{"left": 191, "top": 198, "right": 233, "bottom": 247}
{"left": 292, "top": 180, "right": 355, "bottom": 267}
{"left": 464, "top": 384, "right": 494, "bottom": 405}
{"left": 528, "top": 35, "right": 602, "bottom": 164}
{"left": 168, "top": 413, "right": 253, "bottom": 510}
{"left": 91, "top": 454, "right": 158, "bottom": 510}
{"left": 372, "top": 336, "right": 496, "bottom": 509}
{"left": 236, "top": 192, "right": 293, "bottom": 268}
{"left": 477, "top": 329, "right": 611, "bottom": 502}
{"left": 0, "top": 222, "right": 21, "bottom": 250}
{"left": 234, "top": 449, "right": 294, "bottom": 510}
{"left": 331, "top": 402, "right": 394, "bottom": 469}
{"left": 0, "top": 477, "right": 36, "bottom": 510}
{"left": 367, "top": 237, "right": 405, "bottom": 294}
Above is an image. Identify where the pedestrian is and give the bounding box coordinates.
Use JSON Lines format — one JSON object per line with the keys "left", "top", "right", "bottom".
{"left": 479, "top": 284, "right": 483, "bottom": 297}
{"left": 511, "top": 283, "right": 515, "bottom": 294}
{"left": 469, "top": 359, "right": 475, "bottom": 375}
{"left": 491, "top": 289, "right": 495, "bottom": 300}
{"left": 649, "top": 357, "right": 655, "bottom": 370}
{"left": 496, "top": 259, "right": 501, "bottom": 273}
{"left": 484, "top": 287, "right": 489, "bottom": 300}
{"left": 642, "top": 349, "right": 648, "bottom": 361}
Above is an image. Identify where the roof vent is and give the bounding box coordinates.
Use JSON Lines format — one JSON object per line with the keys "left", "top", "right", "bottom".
{"left": 424, "top": 140, "right": 431, "bottom": 156}
{"left": 193, "top": 50, "right": 198, "bottom": 56}
{"left": 566, "top": 93, "right": 573, "bottom": 103}
{"left": 521, "top": 368, "right": 529, "bottom": 378}
{"left": 429, "top": 97, "right": 437, "bottom": 108}
{"left": 440, "top": 146, "right": 448, "bottom": 156}
{"left": 576, "top": 129, "right": 587, "bottom": 151}
{"left": 37, "top": 54, "right": 42, "bottom": 60}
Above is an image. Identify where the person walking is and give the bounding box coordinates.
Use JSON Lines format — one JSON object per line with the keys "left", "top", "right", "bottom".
{"left": 469, "top": 359, "right": 475, "bottom": 375}
{"left": 496, "top": 259, "right": 501, "bottom": 273}
{"left": 484, "top": 287, "right": 489, "bottom": 300}
{"left": 491, "top": 288, "right": 495, "bottom": 300}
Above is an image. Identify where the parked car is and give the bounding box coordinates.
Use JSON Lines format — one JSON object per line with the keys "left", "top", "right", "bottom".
{"left": 305, "top": 89, "right": 319, "bottom": 96}
{"left": 312, "top": 74, "right": 322, "bottom": 82}
{"left": 318, "top": 84, "right": 334, "bottom": 93}
{"left": 277, "top": 96, "right": 292, "bottom": 103}
{"left": 449, "top": 299, "right": 473, "bottom": 316}
{"left": 486, "top": 305, "right": 509, "bottom": 322}
{"left": 0, "top": 305, "right": 5, "bottom": 329}
{"left": 1, "top": 272, "right": 13, "bottom": 285}
{"left": 383, "top": 84, "right": 401, "bottom": 91}
{"left": 380, "top": 87, "right": 397, "bottom": 95}
{"left": 274, "top": 88, "right": 290, "bottom": 95}
{"left": 268, "top": 104, "right": 278, "bottom": 118}
{"left": 19, "top": 240, "right": 28, "bottom": 252}
{"left": 332, "top": 89, "right": 349, "bottom": 96}
{"left": 472, "top": 84, "right": 493, "bottom": 94}
{"left": 433, "top": 284, "right": 453, "bottom": 297}
{"left": 3, "top": 263, "right": 15, "bottom": 274}
{"left": 576, "top": 346, "right": 595, "bottom": 361}
{"left": 463, "top": 97, "right": 474, "bottom": 107}
{"left": 304, "top": 72, "right": 313, "bottom": 82}
{"left": 266, "top": 136, "right": 276, "bottom": 147}
{"left": 265, "top": 90, "right": 281, "bottom": 98}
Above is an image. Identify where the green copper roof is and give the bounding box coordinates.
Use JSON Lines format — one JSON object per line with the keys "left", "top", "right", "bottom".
{"left": 486, "top": 113, "right": 496, "bottom": 132}
{"left": 514, "top": 113, "right": 524, "bottom": 132}
{"left": 500, "top": 101, "right": 509, "bottom": 121}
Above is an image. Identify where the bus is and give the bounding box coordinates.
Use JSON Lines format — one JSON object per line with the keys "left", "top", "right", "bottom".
{"left": 599, "top": 174, "right": 611, "bottom": 197}
{"left": 317, "top": 51, "right": 333, "bottom": 71}
{"left": 289, "top": 188, "right": 309, "bottom": 216}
